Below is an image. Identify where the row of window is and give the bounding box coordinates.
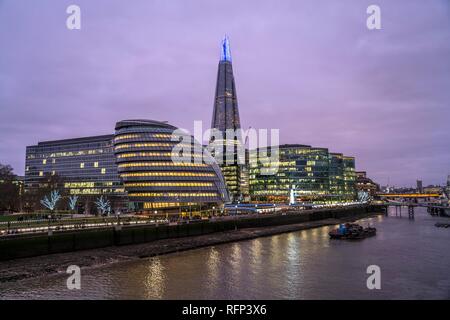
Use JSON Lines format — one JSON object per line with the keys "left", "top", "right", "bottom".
{"left": 143, "top": 202, "right": 198, "bottom": 209}
{"left": 124, "top": 182, "right": 214, "bottom": 187}
{"left": 118, "top": 162, "right": 208, "bottom": 168}
{"left": 27, "top": 149, "right": 108, "bottom": 159}
{"left": 68, "top": 188, "right": 125, "bottom": 195}
{"left": 115, "top": 143, "right": 190, "bottom": 150}
{"left": 129, "top": 192, "right": 218, "bottom": 197}
{"left": 117, "top": 152, "right": 203, "bottom": 159}
{"left": 120, "top": 172, "right": 216, "bottom": 178}
{"left": 114, "top": 133, "right": 174, "bottom": 141}
{"left": 38, "top": 167, "right": 106, "bottom": 176}
{"left": 64, "top": 181, "right": 117, "bottom": 188}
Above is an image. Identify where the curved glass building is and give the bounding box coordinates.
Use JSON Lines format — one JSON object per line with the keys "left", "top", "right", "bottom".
{"left": 114, "top": 120, "right": 229, "bottom": 214}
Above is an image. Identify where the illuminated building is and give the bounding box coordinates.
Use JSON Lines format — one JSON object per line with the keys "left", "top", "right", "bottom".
{"left": 24, "top": 135, "right": 126, "bottom": 213}
{"left": 343, "top": 156, "right": 357, "bottom": 200}
{"left": 416, "top": 180, "right": 423, "bottom": 193}
{"left": 210, "top": 36, "right": 247, "bottom": 202}
{"left": 249, "top": 144, "right": 356, "bottom": 203}
{"left": 114, "top": 120, "right": 229, "bottom": 214}
{"left": 355, "top": 171, "right": 379, "bottom": 196}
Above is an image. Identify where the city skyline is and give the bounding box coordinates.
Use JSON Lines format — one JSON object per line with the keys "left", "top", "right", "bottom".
{"left": 1, "top": 0, "right": 449, "bottom": 187}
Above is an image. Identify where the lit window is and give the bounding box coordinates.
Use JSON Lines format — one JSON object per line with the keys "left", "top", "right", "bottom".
{"left": 26, "top": 166, "right": 29, "bottom": 171}
{"left": 80, "top": 163, "right": 85, "bottom": 168}
{"left": 101, "top": 168, "right": 106, "bottom": 174}
{"left": 42, "top": 159, "right": 47, "bottom": 165}
{"left": 94, "top": 162, "right": 99, "bottom": 168}
{"left": 39, "top": 171, "right": 43, "bottom": 176}
{"left": 52, "top": 159, "right": 56, "bottom": 164}
{"left": 51, "top": 171, "right": 55, "bottom": 176}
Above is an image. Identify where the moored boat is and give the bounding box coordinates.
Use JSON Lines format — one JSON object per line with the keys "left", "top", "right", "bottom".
{"left": 329, "top": 223, "right": 376, "bottom": 240}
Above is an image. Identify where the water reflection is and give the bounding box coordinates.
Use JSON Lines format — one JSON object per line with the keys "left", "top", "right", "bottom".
{"left": 145, "top": 258, "right": 166, "bottom": 299}
{"left": 1, "top": 208, "right": 450, "bottom": 299}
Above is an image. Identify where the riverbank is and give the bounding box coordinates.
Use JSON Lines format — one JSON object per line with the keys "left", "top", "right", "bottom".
{"left": 0, "top": 210, "right": 382, "bottom": 284}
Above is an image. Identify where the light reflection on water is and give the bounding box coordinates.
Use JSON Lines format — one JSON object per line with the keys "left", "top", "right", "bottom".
{"left": 1, "top": 208, "right": 449, "bottom": 300}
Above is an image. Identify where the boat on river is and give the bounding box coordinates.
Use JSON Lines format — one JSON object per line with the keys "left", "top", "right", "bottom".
{"left": 329, "top": 223, "right": 376, "bottom": 240}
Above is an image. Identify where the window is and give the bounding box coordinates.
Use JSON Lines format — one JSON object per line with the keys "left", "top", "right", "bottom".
{"left": 101, "top": 168, "right": 106, "bottom": 174}
{"left": 80, "top": 163, "right": 85, "bottom": 168}
{"left": 39, "top": 171, "right": 43, "bottom": 176}
{"left": 94, "top": 162, "right": 99, "bottom": 168}
{"left": 42, "top": 159, "right": 47, "bottom": 165}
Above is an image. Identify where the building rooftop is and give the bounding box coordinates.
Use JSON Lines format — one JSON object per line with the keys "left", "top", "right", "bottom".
{"left": 115, "top": 119, "right": 175, "bottom": 130}
{"left": 32, "top": 134, "right": 114, "bottom": 147}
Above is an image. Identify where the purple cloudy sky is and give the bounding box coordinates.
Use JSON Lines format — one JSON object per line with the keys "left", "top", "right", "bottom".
{"left": 0, "top": 0, "right": 449, "bottom": 187}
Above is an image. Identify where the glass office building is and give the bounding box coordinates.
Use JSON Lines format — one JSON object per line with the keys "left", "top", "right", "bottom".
{"left": 249, "top": 144, "right": 356, "bottom": 203}
{"left": 24, "top": 135, "right": 126, "bottom": 213}
{"left": 114, "top": 120, "right": 229, "bottom": 214}
{"left": 210, "top": 36, "right": 247, "bottom": 202}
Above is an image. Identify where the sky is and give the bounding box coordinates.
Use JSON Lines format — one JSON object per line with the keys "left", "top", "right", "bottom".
{"left": 0, "top": 0, "right": 449, "bottom": 187}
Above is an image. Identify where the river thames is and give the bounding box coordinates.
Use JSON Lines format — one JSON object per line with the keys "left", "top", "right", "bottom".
{"left": 1, "top": 207, "right": 449, "bottom": 299}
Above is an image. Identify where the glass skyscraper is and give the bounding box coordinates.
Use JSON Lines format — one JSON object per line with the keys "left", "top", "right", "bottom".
{"left": 210, "top": 36, "right": 246, "bottom": 202}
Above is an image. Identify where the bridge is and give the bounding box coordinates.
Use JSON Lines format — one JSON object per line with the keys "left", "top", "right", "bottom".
{"left": 381, "top": 201, "right": 449, "bottom": 219}
{"left": 377, "top": 193, "right": 441, "bottom": 199}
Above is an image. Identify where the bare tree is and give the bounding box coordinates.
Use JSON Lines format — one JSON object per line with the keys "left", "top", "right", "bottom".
{"left": 0, "top": 163, "right": 20, "bottom": 213}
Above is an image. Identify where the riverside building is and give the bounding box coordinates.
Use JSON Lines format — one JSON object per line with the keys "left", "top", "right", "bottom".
{"left": 24, "top": 135, "right": 126, "bottom": 213}
{"left": 210, "top": 36, "right": 248, "bottom": 202}
{"left": 249, "top": 144, "right": 356, "bottom": 204}
{"left": 114, "top": 120, "right": 229, "bottom": 215}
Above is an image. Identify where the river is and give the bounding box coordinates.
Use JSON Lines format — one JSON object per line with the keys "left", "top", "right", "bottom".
{"left": 1, "top": 207, "right": 449, "bottom": 299}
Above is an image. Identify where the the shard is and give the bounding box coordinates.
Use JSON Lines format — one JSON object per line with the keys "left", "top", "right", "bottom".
{"left": 210, "top": 36, "right": 247, "bottom": 202}
{"left": 211, "top": 35, "right": 241, "bottom": 132}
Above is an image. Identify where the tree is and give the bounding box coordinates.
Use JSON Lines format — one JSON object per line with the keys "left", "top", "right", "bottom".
{"left": 41, "top": 190, "right": 61, "bottom": 215}
{"left": 68, "top": 195, "right": 78, "bottom": 217}
{"left": 23, "top": 173, "right": 65, "bottom": 212}
{"left": 0, "top": 163, "right": 20, "bottom": 213}
{"left": 68, "top": 195, "right": 78, "bottom": 211}
{"left": 95, "top": 196, "right": 111, "bottom": 216}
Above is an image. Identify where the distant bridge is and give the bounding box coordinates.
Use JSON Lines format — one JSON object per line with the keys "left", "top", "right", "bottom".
{"left": 381, "top": 201, "right": 449, "bottom": 218}
{"left": 377, "top": 193, "right": 441, "bottom": 198}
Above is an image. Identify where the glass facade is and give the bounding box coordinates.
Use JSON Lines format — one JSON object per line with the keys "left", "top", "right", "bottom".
{"left": 24, "top": 135, "right": 126, "bottom": 213}
{"left": 249, "top": 144, "right": 356, "bottom": 203}
{"left": 210, "top": 36, "right": 246, "bottom": 202}
{"left": 114, "top": 120, "right": 229, "bottom": 214}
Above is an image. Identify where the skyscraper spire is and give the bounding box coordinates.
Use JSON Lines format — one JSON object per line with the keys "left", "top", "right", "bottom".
{"left": 211, "top": 35, "right": 240, "bottom": 133}
{"left": 220, "top": 35, "right": 232, "bottom": 62}
{"left": 211, "top": 36, "right": 246, "bottom": 202}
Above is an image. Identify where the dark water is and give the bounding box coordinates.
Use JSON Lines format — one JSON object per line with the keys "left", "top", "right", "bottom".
{"left": 1, "top": 208, "right": 450, "bottom": 299}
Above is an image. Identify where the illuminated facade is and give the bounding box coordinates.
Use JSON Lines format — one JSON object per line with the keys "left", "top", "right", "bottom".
{"left": 114, "top": 120, "right": 229, "bottom": 214}
{"left": 355, "top": 171, "right": 379, "bottom": 196}
{"left": 24, "top": 135, "right": 126, "bottom": 213}
{"left": 249, "top": 144, "right": 356, "bottom": 203}
{"left": 210, "top": 36, "right": 247, "bottom": 202}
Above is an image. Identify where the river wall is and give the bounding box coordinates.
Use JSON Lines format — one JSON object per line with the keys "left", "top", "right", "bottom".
{"left": 0, "top": 205, "right": 382, "bottom": 261}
